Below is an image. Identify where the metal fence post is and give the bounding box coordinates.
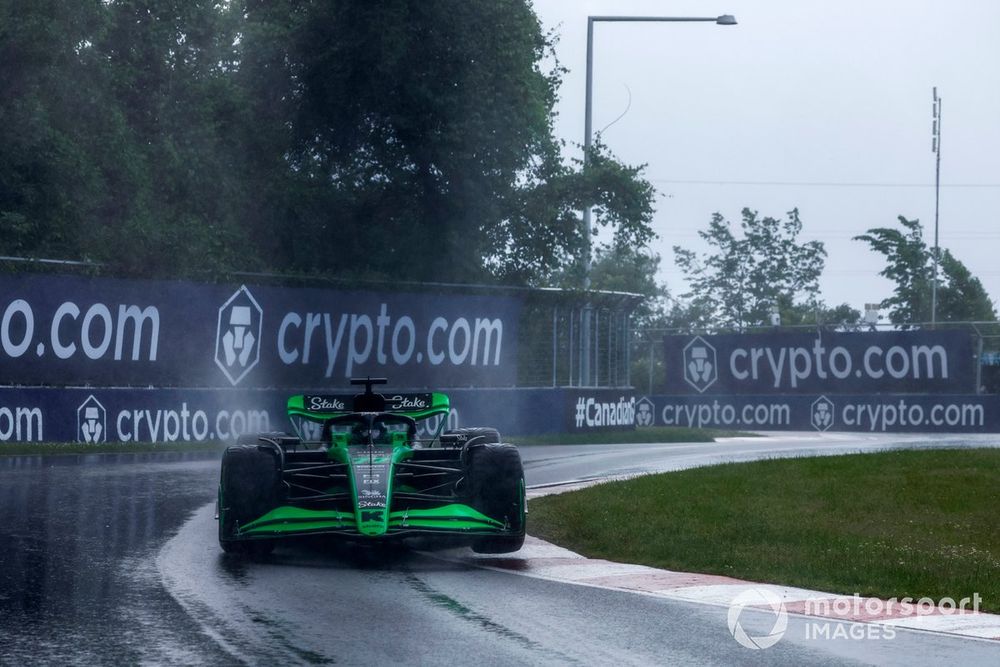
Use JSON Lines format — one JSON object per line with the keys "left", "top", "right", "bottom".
{"left": 624, "top": 312, "right": 631, "bottom": 387}
{"left": 594, "top": 309, "right": 600, "bottom": 387}
{"left": 977, "top": 333, "right": 984, "bottom": 393}
{"left": 648, "top": 338, "right": 654, "bottom": 395}
{"left": 552, "top": 306, "right": 558, "bottom": 387}
{"left": 568, "top": 308, "right": 575, "bottom": 387}
{"left": 607, "top": 309, "right": 613, "bottom": 386}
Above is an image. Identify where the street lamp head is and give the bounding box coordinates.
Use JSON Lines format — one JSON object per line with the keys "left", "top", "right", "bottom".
{"left": 716, "top": 14, "right": 738, "bottom": 25}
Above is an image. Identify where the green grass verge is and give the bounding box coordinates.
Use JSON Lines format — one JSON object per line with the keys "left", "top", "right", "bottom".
{"left": 529, "top": 448, "right": 1000, "bottom": 612}
{"left": 514, "top": 426, "right": 756, "bottom": 446}
{"left": 0, "top": 441, "right": 229, "bottom": 457}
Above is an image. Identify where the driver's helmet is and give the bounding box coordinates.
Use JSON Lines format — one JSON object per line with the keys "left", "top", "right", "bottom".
{"left": 350, "top": 422, "right": 386, "bottom": 444}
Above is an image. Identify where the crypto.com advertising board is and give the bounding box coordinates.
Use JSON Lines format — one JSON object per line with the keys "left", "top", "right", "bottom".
{"left": 635, "top": 393, "right": 1000, "bottom": 433}
{"left": 0, "top": 274, "right": 519, "bottom": 388}
{"left": 0, "top": 387, "right": 575, "bottom": 443}
{"left": 663, "top": 330, "right": 976, "bottom": 395}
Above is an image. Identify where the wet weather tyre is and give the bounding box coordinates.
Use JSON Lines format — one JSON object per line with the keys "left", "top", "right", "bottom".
{"left": 444, "top": 427, "right": 500, "bottom": 465}
{"left": 465, "top": 443, "right": 526, "bottom": 554}
{"left": 218, "top": 442, "right": 282, "bottom": 556}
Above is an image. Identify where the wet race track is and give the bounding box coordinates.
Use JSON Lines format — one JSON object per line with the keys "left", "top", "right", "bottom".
{"left": 2, "top": 434, "right": 999, "bottom": 665}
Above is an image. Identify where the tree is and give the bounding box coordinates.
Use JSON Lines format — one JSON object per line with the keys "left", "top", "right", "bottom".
{"left": 0, "top": 1, "right": 109, "bottom": 260}
{"left": 583, "top": 244, "right": 667, "bottom": 324}
{"left": 673, "top": 208, "right": 826, "bottom": 330}
{"left": 86, "top": 0, "right": 254, "bottom": 276}
{"left": 793, "top": 302, "right": 862, "bottom": 327}
{"left": 0, "top": 1, "right": 255, "bottom": 276}
{"left": 1, "top": 1, "right": 654, "bottom": 284}
{"left": 239, "top": 1, "right": 654, "bottom": 284}
{"left": 855, "top": 216, "right": 996, "bottom": 323}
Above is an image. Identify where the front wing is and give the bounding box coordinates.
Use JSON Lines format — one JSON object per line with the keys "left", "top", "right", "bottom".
{"left": 234, "top": 502, "right": 510, "bottom": 540}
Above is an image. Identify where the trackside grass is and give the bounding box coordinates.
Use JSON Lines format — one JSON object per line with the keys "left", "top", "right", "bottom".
{"left": 528, "top": 448, "right": 1000, "bottom": 612}
{"left": 514, "top": 427, "right": 755, "bottom": 446}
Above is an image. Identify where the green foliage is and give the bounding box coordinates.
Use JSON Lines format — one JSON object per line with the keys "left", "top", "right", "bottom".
{"left": 0, "top": 1, "right": 107, "bottom": 259}
{"left": 0, "top": 1, "right": 654, "bottom": 285}
{"left": 584, "top": 244, "right": 666, "bottom": 323}
{"left": 673, "top": 208, "right": 826, "bottom": 330}
{"left": 238, "top": 1, "right": 654, "bottom": 284}
{"left": 779, "top": 300, "right": 862, "bottom": 328}
{"left": 854, "top": 216, "right": 996, "bottom": 324}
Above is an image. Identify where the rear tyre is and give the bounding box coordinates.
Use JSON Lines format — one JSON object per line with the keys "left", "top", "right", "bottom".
{"left": 442, "top": 427, "right": 500, "bottom": 464}
{"left": 464, "top": 443, "right": 525, "bottom": 554}
{"left": 218, "top": 441, "right": 282, "bottom": 555}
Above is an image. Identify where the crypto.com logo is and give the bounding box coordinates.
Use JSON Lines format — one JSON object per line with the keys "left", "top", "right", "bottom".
{"left": 635, "top": 397, "right": 656, "bottom": 427}
{"left": 728, "top": 588, "right": 789, "bottom": 650}
{"left": 77, "top": 395, "right": 107, "bottom": 443}
{"left": 683, "top": 336, "right": 718, "bottom": 393}
{"left": 215, "top": 286, "right": 263, "bottom": 386}
{"left": 811, "top": 396, "right": 835, "bottom": 431}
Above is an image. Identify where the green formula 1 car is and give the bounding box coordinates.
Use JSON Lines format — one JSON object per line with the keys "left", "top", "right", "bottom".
{"left": 217, "top": 378, "right": 525, "bottom": 555}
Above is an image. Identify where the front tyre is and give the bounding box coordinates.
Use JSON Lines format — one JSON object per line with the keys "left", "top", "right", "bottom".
{"left": 218, "top": 441, "right": 282, "bottom": 555}
{"left": 465, "top": 443, "right": 525, "bottom": 554}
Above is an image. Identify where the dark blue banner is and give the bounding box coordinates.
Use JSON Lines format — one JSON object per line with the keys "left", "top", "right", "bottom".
{"left": 564, "top": 389, "right": 637, "bottom": 432}
{"left": 663, "top": 330, "right": 976, "bottom": 395}
{"left": 0, "top": 275, "right": 520, "bottom": 388}
{"left": 637, "top": 393, "right": 999, "bottom": 433}
{"left": 0, "top": 386, "right": 572, "bottom": 443}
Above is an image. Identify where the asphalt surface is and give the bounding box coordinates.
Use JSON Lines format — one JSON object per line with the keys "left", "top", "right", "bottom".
{"left": 1, "top": 433, "right": 998, "bottom": 665}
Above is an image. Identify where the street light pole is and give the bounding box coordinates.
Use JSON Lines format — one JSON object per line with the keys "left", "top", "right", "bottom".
{"left": 580, "top": 14, "right": 736, "bottom": 386}
{"left": 931, "top": 87, "right": 942, "bottom": 326}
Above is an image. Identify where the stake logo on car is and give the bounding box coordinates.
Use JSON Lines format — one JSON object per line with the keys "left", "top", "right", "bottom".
{"left": 306, "top": 396, "right": 346, "bottom": 411}
{"left": 387, "top": 395, "right": 428, "bottom": 410}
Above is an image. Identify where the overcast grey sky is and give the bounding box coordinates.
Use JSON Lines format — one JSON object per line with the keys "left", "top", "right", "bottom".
{"left": 532, "top": 0, "right": 1000, "bottom": 316}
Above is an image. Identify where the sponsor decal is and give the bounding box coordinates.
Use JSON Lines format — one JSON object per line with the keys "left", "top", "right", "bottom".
{"left": 683, "top": 336, "right": 718, "bottom": 393}
{"left": 0, "top": 274, "right": 520, "bottom": 388}
{"left": 215, "top": 285, "right": 263, "bottom": 386}
{"left": 635, "top": 397, "right": 656, "bottom": 427}
{"left": 654, "top": 393, "right": 994, "bottom": 432}
{"left": 811, "top": 395, "right": 835, "bottom": 431}
{"left": 573, "top": 396, "right": 636, "bottom": 429}
{"left": 665, "top": 330, "right": 974, "bottom": 395}
{"left": 305, "top": 395, "right": 347, "bottom": 412}
{"left": 387, "top": 394, "right": 429, "bottom": 410}
{"left": 0, "top": 404, "right": 44, "bottom": 442}
{"left": 77, "top": 395, "right": 107, "bottom": 443}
